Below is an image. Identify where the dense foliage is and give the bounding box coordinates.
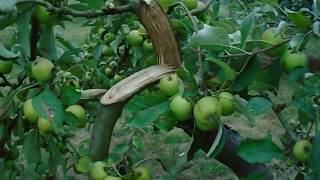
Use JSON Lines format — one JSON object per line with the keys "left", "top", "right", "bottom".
{"left": 0, "top": 0, "right": 320, "bottom": 179}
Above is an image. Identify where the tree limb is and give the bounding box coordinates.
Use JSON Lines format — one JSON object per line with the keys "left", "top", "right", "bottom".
{"left": 17, "top": 0, "right": 134, "bottom": 18}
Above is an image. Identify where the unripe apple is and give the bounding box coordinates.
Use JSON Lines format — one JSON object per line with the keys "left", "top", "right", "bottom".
{"left": 170, "top": 95, "right": 193, "bottom": 121}
{"left": 23, "top": 99, "right": 39, "bottom": 123}
{"left": 38, "top": 118, "right": 53, "bottom": 133}
{"left": 0, "top": 60, "right": 13, "bottom": 74}
{"left": 134, "top": 166, "right": 151, "bottom": 180}
{"left": 104, "top": 67, "right": 113, "bottom": 77}
{"left": 126, "top": 30, "right": 143, "bottom": 46}
{"left": 281, "top": 50, "right": 308, "bottom": 73}
{"left": 218, "top": 92, "right": 235, "bottom": 116}
{"left": 260, "top": 28, "right": 287, "bottom": 57}
{"left": 109, "top": 61, "right": 118, "bottom": 69}
{"left": 75, "top": 156, "right": 92, "bottom": 173}
{"left": 194, "top": 96, "right": 222, "bottom": 131}
{"left": 293, "top": 139, "right": 312, "bottom": 162}
{"left": 104, "top": 33, "right": 116, "bottom": 44}
{"left": 142, "top": 39, "right": 153, "bottom": 52}
{"left": 102, "top": 46, "right": 113, "bottom": 57}
{"left": 159, "top": 74, "right": 180, "bottom": 97}
{"left": 90, "top": 161, "right": 108, "bottom": 180}
{"left": 31, "top": 56, "right": 54, "bottom": 84}
{"left": 66, "top": 104, "right": 86, "bottom": 127}
{"left": 113, "top": 74, "right": 123, "bottom": 84}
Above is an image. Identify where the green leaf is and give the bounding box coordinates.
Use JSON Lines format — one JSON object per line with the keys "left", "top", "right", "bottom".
{"left": 289, "top": 33, "right": 305, "bottom": 51}
{"left": 129, "top": 102, "right": 169, "bottom": 128}
{"left": 240, "top": 13, "right": 255, "bottom": 49}
{"left": 153, "top": 110, "right": 177, "bottom": 132}
{"left": 241, "top": 172, "right": 270, "bottom": 180}
{"left": 23, "top": 130, "right": 41, "bottom": 163}
{"left": 125, "top": 95, "right": 168, "bottom": 113}
{"left": 286, "top": 9, "right": 312, "bottom": 29}
{"left": 259, "top": 0, "right": 278, "bottom": 5}
{"left": 0, "top": 42, "right": 18, "bottom": 59}
{"left": 39, "top": 25, "right": 58, "bottom": 60}
{"left": 247, "top": 97, "right": 272, "bottom": 116}
{"left": 59, "top": 85, "right": 81, "bottom": 106}
{"left": 189, "top": 25, "right": 230, "bottom": 52}
{"left": 207, "top": 125, "right": 225, "bottom": 157}
{"left": 313, "top": 21, "right": 320, "bottom": 37}
{"left": 32, "top": 89, "right": 64, "bottom": 130}
{"left": 125, "top": 95, "right": 170, "bottom": 128}
{"left": 237, "top": 137, "right": 283, "bottom": 164}
{"left": 78, "top": 0, "right": 104, "bottom": 10}
{"left": 17, "top": 9, "right": 33, "bottom": 58}
{"left": 207, "top": 59, "right": 236, "bottom": 81}
{"left": 231, "top": 56, "right": 261, "bottom": 91}
{"left": 292, "top": 98, "right": 316, "bottom": 120}
{"left": 309, "top": 132, "right": 320, "bottom": 173}
{"left": 235, "top": 96, "right": 255, "bottom": 124}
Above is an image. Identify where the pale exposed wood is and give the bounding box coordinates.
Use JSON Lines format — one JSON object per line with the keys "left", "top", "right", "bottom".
{"left": 80, "top": 89, "right": 107, "bottom": 100}
{"left": 100, "top": 65, "right": 175, "bottom": 105}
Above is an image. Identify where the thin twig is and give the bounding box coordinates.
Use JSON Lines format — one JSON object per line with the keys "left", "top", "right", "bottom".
{"left": 219, "top": 39, "right": 290, "bottom": 58}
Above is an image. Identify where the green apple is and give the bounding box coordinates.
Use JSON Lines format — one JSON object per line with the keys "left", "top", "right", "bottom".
{"left": 104, "top": 176, "right": 121, "bottom": 180}
{"left": 281, "top": 50, "right": 308, "bottom": 72}
{"left": 104, "top": 67, "right": 113, "bottom": 77}
{"left": 170, "top": 95, "right": 193, "bottom": 121}
{"left": 104, "top": 33, "right": 116, "bottom": 44}
{"left": 23, "top": 99, "right": 39, "bottom": 123}
{"left": 75, "top": 156, "right": 92, "bottom": 173}
{"left": 126, "top": 30, "right": 143, "bottom": 46}
{"left": 293, "top": 139, "right": 312, "bottom": 162}
{"left": 113, "top": 74, "right": 123, "bottom": 84}
{"left": 66, "top": 104, "right": 86, "bottom": 127}
{"left": 218, "top": 92, "right": 235, "bottom": 116}
{"left": 142, "top": 39, "right": 153, "bottom": 52}
{"left": 90, "top": 161, "right": 108, "bottom": 180}
{"left": 31, "top": 56, "right": 54, "bottom": 84}
{"left": 102, "top": 46, "right": 113, "bottom": 57}
{"left": 194, "top": 96, "right": 222, "bottom": 131}
{"left": 38, "top": 117, "right": 53, "bottom": 133}
{"left": 109, "top": 61, "right": 118, "bottom": 69}
{"left": 159, "top": 74, "right": 180, "bottom": 97}
{"left": 0, "top": 60, "right": 13, "bottom": 74}
{"left": 260, "top": 28, "right": 287, "bottom": 57}
{"left": 183, "top": 0, "right": 198, "bottom": 10}
{"left": 134, "top": 166, "right": 151, "bottom": 180}
{"left": 85, "top": 71, "right": 92, "bottom": 81}
{"left": 34, "top": 5, "right": 53, "bottom": 25}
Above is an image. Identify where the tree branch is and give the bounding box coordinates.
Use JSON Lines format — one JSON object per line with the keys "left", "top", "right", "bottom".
{"left": 17, "top": 0, "right": 134, "bottom": 18}
{"left": 219, "top": 39, "right": 290, "bottom": 59}
{"left": 190, "top": 0, "right": 215, "bottom": 14}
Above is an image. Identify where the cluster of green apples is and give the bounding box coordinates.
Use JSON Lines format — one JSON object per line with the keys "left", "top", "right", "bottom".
{"left": 23, "top": 98, "right": 86, "bottom": 133}
{"left": 159, "top": 74, "right": 236, "bottom": 131}
{"left": 75, "top": 157, "right": 151, "bottom": 180}
{"left": 21, "top": 56, "right": 87, "bottom": 132}
{"left": 260, "top": 28, "right": 308, "bottom": 72}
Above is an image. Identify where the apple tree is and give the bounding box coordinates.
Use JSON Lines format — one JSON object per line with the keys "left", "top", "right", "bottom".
{"left": 0, "top": 0, "right": 320, "bottom": 179}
